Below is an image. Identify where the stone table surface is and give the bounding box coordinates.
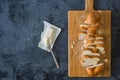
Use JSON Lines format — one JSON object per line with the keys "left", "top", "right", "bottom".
{"left": 0, "top": 0, "right": 120, "bottom": 80}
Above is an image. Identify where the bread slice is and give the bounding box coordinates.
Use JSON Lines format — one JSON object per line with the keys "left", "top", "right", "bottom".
{"left": 95, "top": 35, "right": 104, "bottom": 40}
{"left": 81, "top": 48, "right": 100, "bottom": 56}
{"left": 81, "top": 55, "right": 99, "bottom": 60}
{"left": 87, "top": 63, "right": 104, "bottom": 69}
{"left": 93, "top": 48, "right": 100, "bottom": 53}
{"left": 100, "top": 50, "right": 106, "bottom": 54}
{"left": 94, "top": 39, "right": 104, "bottom": 44}
{"left": 88, "top": 25, "right": 99, "bottom": 31}
{"left": 86, "top": 39, "right": 94, "bottom": 44}
{"left": 96, "top": 44, "right": 105, "bottom": 51}
{"left": 78, "top": 32, "right": 87, "bottom": 40}
{"left": 81, "top": 58, "right": 100, "bottom": 67}
{"left": 80, "top": 23, "right": 91, "bottom": 28}
{"left": 80, "top": 25, "right": 88, "bottom": 29}
{"left": 79, "top": 26, "right": 88, "bottom": 33}
{"left": 83, "top": 42, "right": 96, "bottom": 48}
{"left": 87, "top": 45, "right": 96, "bottom": 49}
{"left": 85, "top": 35, "right": 95, "bottom": 41}
{"left": 87, "top": 30, "right": 97, "bottom": 35}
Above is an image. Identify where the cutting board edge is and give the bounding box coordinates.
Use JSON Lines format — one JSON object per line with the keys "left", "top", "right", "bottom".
{"left": 68, "top": 10, "right": 111, "bottom": 13}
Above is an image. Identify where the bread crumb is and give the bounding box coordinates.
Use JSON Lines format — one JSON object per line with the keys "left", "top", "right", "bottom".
{"left": 71, "top": 44, "right": 74, "bottom": 48}
{"left": 73, "top": 41, "right": 75, "bottom": 44}
{"left": 104, "top": 59, "right": 108, "bottom": 63}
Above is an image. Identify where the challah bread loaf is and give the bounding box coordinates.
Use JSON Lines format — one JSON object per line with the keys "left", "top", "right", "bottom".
{"left": 79, "top": 11, "right": 106, "bottom": 77}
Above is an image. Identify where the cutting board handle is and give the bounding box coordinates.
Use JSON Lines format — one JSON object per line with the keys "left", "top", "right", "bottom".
{"left": 85, "top": 0, "right": 94, "bottom": 11}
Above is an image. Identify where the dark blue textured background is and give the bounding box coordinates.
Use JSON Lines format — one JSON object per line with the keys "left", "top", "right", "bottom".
{"left": 0, "top": 0, "right": 120, "bottom": 80}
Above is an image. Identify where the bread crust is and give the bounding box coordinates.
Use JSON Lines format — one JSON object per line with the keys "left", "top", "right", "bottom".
{"left": 85, "top": 11, "right": 101, "bottom": 25}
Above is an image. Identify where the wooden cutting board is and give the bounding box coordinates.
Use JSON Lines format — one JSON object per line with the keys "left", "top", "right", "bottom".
{"left": 68, "top": 0, "right": 111, "bottom": 77}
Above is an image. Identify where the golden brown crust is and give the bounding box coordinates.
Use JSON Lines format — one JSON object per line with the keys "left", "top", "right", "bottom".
{"left": 94, "top": 63, "right": 104, "bottom": 75}
{"left": 81, "top": 55, "right": 99, "bottom": 60}
{"left": 85, "top": 11, "right": 101, "bottom": 25}
{"left": 85, "top": 67, "right": 94, "bottom": 77}
{"left": 85, "top": 13, "right": 97, "bottom": 25}
{"left": 94, "top": 39, "right": 104, "bottom": 42}
{"left": 94, "top": 12, "right": 101, "bottom": 23}
{"left": 85, "top": 35, "right": 95, "bottom": 40}
{"left": 80, "top": 26, "right": 88, "bottom": 30}
{"left": 87, "top": 45, "right": 96, "bottom": 49}
{"left": 81, "top": 55, "right": 91, "bottom": 60}
{"left": 79, "top": 28, "right": 87, "bottom": 33}
{"left": 94, "top": 39, "right": 104, "bottom": 44}
{"left": 93, "top": 48, "right": 100, "bottom": 53}
{"left": 80, "top": 30, "right": 87, "bottom": 33}
{"left": 95, "top": 35, "right": 104, "bottom": 39}
{"left": 85, "top": 63, "right": 104, "bottom": 76}
{"left": 95, "top": 35, "right": 103, "bottom": 37}
{"left": 83, "top": 48, "right": 93, "bottom": 51}
{"left": 86, "top": 42, "right": 95, "bottom": 46}
{"left": 88, "top": 25, "right": 99, "bottom": 31}
{"left": 78, "top": 32, "right": 87, "bottom": 37}
{"left": 85, "top": 43, "right": 96, "bottom": 48}
{"left": 87, "top": 30, "right": 97, "bottom": 35}
{"left": 80, "top": 23, "right": 91, "bottom": 28}
{"left": 96, "top": 44, "right": 104, "bottom": 47}
{"left": 86, "top": 39, "right": 94, "bottom": 44}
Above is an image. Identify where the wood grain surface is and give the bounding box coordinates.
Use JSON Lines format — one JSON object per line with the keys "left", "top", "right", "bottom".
{"left": 68, "top": 0, "right": 111, "bottom": 77}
